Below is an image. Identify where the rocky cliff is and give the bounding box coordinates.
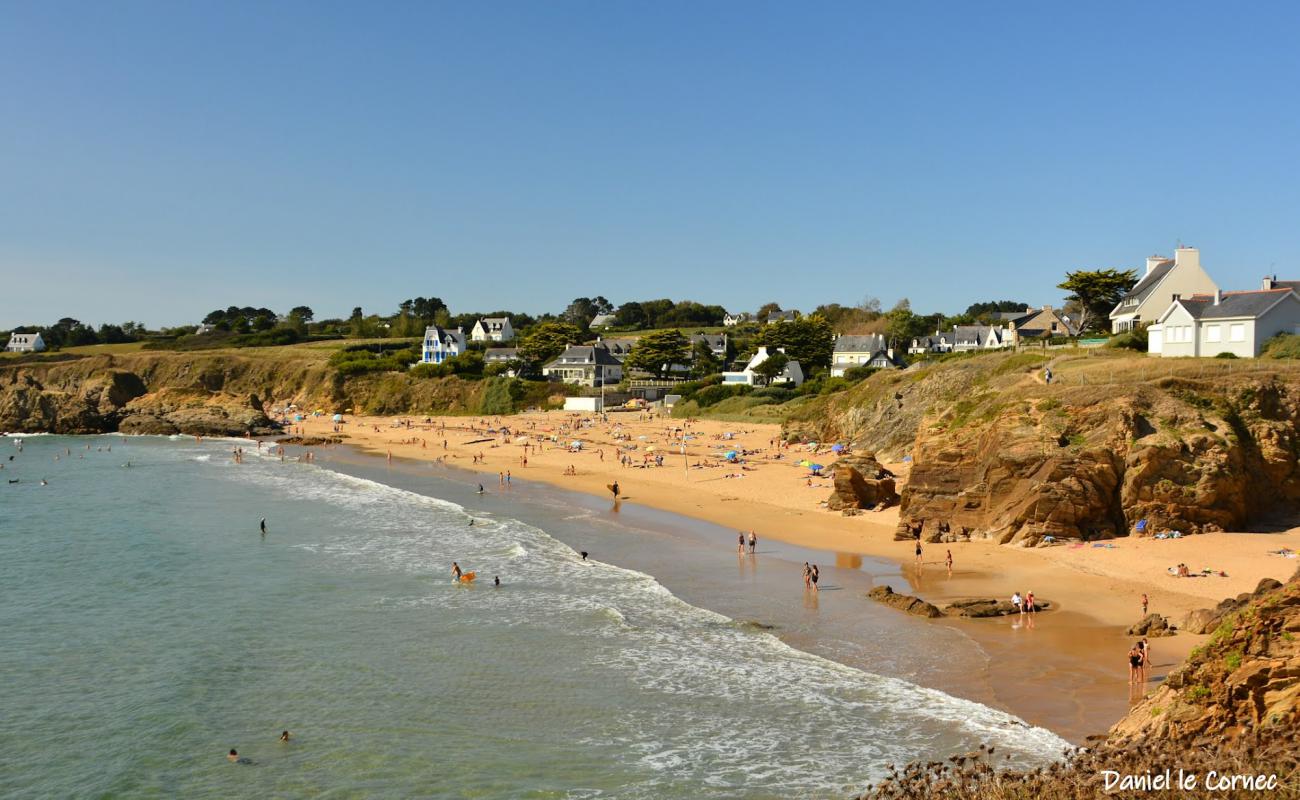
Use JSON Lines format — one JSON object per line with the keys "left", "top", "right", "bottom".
{"left": 793, "top": 352, "right": 1300, "bottom": 546}
{"left": 0, "top": 349, "right": 490, "bottom": 436}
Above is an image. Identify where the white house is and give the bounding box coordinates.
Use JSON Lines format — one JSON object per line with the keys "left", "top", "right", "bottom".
{"left": 4, "top": 332, "right": 45, "bottom": 352}
{"left": 542, "top": 343, "right": 624, "bottom": 387}
{"left": 721, "top": 346, "right": 805, "bottom": 387}
{"left": 1110, "top": 247, "right": 1218, "bottom": 333}
{"left": 1148, "top": 287, "right": 1300, "bottom": 358}
{"left": 909, "top": 331, "right": 954, "bottom": 354}
{"left": 418, "top": 325, "right": 466, "bottom": 365}
{"left": 723, "top": 312, "right": 751, "bottom": 327}
{"left": 195, "top": 323, "right": 217, "bottom": 335}
{"left": 831, "top": 334, "right": 905, "bottom": 376}
{"left": 470, "top": 317, "right": 514, "bottom": 343}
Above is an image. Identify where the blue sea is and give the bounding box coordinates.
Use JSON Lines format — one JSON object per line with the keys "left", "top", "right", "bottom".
{"left": 0, "top": 435, "right": 1068, "bottom": 798}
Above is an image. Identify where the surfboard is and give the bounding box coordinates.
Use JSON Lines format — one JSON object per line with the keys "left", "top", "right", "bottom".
{"left": 460, "top": 571, "right": 477, "bottom": 583}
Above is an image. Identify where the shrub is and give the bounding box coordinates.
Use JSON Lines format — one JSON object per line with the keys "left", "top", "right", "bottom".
{"left": 1214, "top": 351, "right": 1239, "bottom": 359}
{"left": 1261, "top": 332, "right": 1300, "bottom": 359}
{"left": 693, "top": 384, "right": 752, "bottom": 408}
{"left": 476, "top": 377, "right": 523, "bottom": 415}
{"left": 841, "top": 365, "right": 880, "bottom": 382}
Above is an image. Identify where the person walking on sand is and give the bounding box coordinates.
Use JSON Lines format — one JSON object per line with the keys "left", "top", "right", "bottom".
{"left": 737, "top": 531, "right": 746, "bottom": 554}
{"left": 610, "top": 481, "right": 620, "bottom": 499}
{"left": 945, "top": 548, "right": 953, "bottom": 576}
{"left": 810, "top": 564, "right": 820, "bottom": 591}
{"left": 1128, "top": 642, "right": 1143, "bottom": 684}
{"left": 748, "top": 530, "right": 757, "bottom": 554}
{"left": 802, "top": 562, "right": 812, "bottom": 589}
{"left": 914, "top": 539, "right": 923, "bottom": 565}
{"left": 1141, "top": 593, "right": 1149, "bottom": 616}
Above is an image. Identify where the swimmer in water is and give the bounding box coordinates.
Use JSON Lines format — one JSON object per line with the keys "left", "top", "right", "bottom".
{"left": 41, "top": 479, "right": 48, "bottom": 486}
{"left": 260, "top": 518, "right": 267, "bottom": 535}
{"left": 476, "top": 484, "right": 485, "bottom": 494}
{"left": 468, "top": 518, "right": 475, "bottom": 526}
{"left": 580, "top": 551, "right": 589, "bottom": 561}
{"left": 494, "top": 576, "right": 500, "bottom": 586}
{"left": 279, "top": 731, "right": 291, "bottom": 743}
{"left": 228, "top": 749, "right": 240, "bottom": 763}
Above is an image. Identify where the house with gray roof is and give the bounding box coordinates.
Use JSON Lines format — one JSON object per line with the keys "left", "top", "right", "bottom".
{"left": 595, "top": 337, "right": 637, "bottom": 361}
{"left": 831, "top": 334, "right": 905, "bottom": 375}
{"left": 484, "top": 347, "right": 519, "bottom": 375}
{"left": 1149, "top": 287, "right": 1300, "bottom": 358}
{"left": 1007, "top": 305, "right": 1079, "bottom": 343}
{"left": 542, "top": 343, "right": 624, "bottom": 387}
{"left": 764, "top": 310, "right": 798, "bottom": 324}
{"left": 4, "top": 332, "right": 45, "bottom": 353}
{"left": 723, "top": 312, "right": 751, "bottom": 327}
{"left": 1110, "top": 247, "right": 1218, "bottom": 333}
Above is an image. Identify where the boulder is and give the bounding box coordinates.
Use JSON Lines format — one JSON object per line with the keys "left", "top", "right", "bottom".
{"left": 1182, "top": 578, "right": 1286, "bottom": 634}
{"left": 827, "top": 452, "right": 899, "bottom": 511}
{"left": 867, "top": 585, "right": 943, "bottom": 618}
{"left": 1127, "top": 613, "right": 1175, "bottom": 637}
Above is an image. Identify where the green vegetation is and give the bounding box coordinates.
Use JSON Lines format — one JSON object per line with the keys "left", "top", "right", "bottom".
{"left": 1058, "top": 268, "right": 1139, "bottom": 333}
{"left": 1261, "top": 332, "right": 1300, "bottom": 359}
{"left": 623, "top": 329, "right": 690, "bottom": 378}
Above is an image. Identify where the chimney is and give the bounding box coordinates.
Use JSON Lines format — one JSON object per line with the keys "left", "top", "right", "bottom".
{"left": 1171, "top": 293, "right": 1181, "bottom": 301}
{"left": 1214, "top": 289, "right": 1222, "bottom": 306}
{"left": 887, "top": 347, "right": 894, "bottom": 360}
{"left": 1263, "top": 275, "right": 1276, "bottom": 290}
{"left": 1146, "top": 255, "right": 1169, "bottom": 276}
{"left": 1041, "top": 304, "right": 1052, "bottom": 312}
{"left": 1174, "top": 246, "right": 1200, "bottom": 271}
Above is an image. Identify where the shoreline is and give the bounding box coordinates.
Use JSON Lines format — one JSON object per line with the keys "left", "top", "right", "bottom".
{"left": 292, "top": 410, "right": 1293, "bottom": 738}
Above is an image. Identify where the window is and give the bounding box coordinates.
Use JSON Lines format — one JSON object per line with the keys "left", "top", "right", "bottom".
{"left": 1205, "top": 325, "right": 1221, "bottom": 343}
{"left": 1229, "top": 324, "right": 1246, "bottom": 342}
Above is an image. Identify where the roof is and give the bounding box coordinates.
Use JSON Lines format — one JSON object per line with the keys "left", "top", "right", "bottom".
{"left": 952, "top": 325, "right": 996, "bottom": 344}
{"left": 1176, "top": 289, "right": 1295, "bottom": 320}
{"left": 479, "top": 317, "right": 509, "bottom": 326}
{"left": 834, "top": 334, "right": 888, "bottom": 353}
{"left": 545, "top": 344, "right": 623, "bottom": 368}
{"left": 1013, "top": 308, "right": 1079, "bottom": 337}
{"left": 423, "top": 325, "right": 463, "bottom": 344}
{"left": 690, "top": 333, "right": 727, "bottom": 349}
{"left": 7, "top": 332, "right": 40, "bottom": 341}
{"left": 1120, "top": 260, "right": 1175, "bottom": 301}
{"left": 484, "top": 347, "right": 518, "bottom": 361}
{"left": 597, "top": 337, "right": 637, "bottom": 355}
{"left": 765, "top": 310, "right": 797, "bottom": 322}
{"left": 589, "top": 313, "right": 618, "bottom": 326}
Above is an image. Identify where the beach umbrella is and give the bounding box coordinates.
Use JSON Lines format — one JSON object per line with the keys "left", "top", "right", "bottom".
{"left": 831, "top": 444, "right": 844, "bottom": 453}
{"left": 638, "top": 435, "right": 647, "bottom": 440}
{"left": 799, "top": 459, "right": 811, "bottom": 467}
{"left": 514, "top": 436, "right": 529, "bottom": 444}
{"left": 808, "top": 463, "right": 824, "bottom": 472}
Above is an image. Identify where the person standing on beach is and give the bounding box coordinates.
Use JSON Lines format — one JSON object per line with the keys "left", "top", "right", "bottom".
{"left": 914, "top": 540, "right": 923, "bottom": 565}
{"left": 802, "top": 562, "right": 812, "bottom": 588}
{"left": 945, "top": 548, "right": 953, "bottom": 575}
{"left": 748, "top": 530, "right": 757, "bottom": 554}
{"left": 1128, "top": 643, "right": 1143, "bottom": 684}
{"left": 810, "top": 565, "right": 820, "bottom": 591}
{"left": 610, "top": 481, "right": 620, "bottom": 499}
{"left": 737, "top": 531, "right": 745, "bottom": 554}
{"left": 1141, "top": 593, "right": 1149, "bottom": 616}
{"left": 1025, "top": 591, "right": 1036, "bottom": 613}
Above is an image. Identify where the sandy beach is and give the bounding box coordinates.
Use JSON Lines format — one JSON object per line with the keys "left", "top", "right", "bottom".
{"left": 291, "top": 408, "right": 1300, "bottom": 736}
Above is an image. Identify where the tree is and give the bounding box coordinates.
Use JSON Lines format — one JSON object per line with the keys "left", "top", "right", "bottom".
{"left": 756, "top": 301, "right": 783, "bottom": 320}
{"left": 756, "top": 315, "right": 834, "bottom": 370}
{"left": 1058, "top": 269, "right": 1138, "bottom": 333}
{"left": 409, "top": 297, "right": 447, "bottom": 321}
{"left": 624, "top": 329, "right": 690, "bottom": 378}
{"left": 517, "top": 321, "right": 583, "bottom": 367}
{"left": 289, "top": 306, "right": 314, "bottom": 323}
{"left": 689, "top": 338, "right": 721, "bottom": 378}
{"left": 616, "top": 301, "right": 647, "bottom": 328}
{"left": 885, "top": 299, "right": 932, "bottom": 343}
{"left": 562, "top": 297, "right": 612, "bottom": 328}
{"left": 751, "top": 351, "right": 790, "bottom": 384}
{"left": 964, "top": 300, "right": 1028, "bottom": 321}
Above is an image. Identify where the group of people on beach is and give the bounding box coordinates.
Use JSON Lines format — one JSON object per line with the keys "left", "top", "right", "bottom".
{"left": 1128, "top": 638, "right": 1152, "bottom": 684}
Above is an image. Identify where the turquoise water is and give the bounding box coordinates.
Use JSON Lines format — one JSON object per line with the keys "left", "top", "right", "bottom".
{"left": 0, "top": 435, "right": 1067, "bottom": 798}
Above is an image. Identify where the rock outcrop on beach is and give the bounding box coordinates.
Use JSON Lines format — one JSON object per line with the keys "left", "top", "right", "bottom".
{"left": 1110, "top": 568, "right": 1300, "bottom": 744}
{"left": 1181, "top": 578, "right": 1286, "bottom": 635}
{"left": 826, "top": 452, "right": 899, "bottom": 511}
{"left": 866, "top": 585, "right": 943, "bottom": 618}
{"left": 793, "top": 351, "right": 1300, "bottom": 546}
{"left": 942, "top": 598, "right": 1052, "bottom": 617}
{"left": 1126, "top": 613, "right": 1175, "bottom": 637}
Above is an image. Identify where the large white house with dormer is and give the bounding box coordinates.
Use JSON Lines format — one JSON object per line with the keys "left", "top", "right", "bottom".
{"left": 418, "top": 325, "right": 466, "bottom": 365}
{"left": 1149, "top": 280, "right": 1300, "bottom": 358}
{"left": 1109, "top": 247, "right": 1218, "bottom": 333}
{"left": 470, "top": 317, "right": 514, "bottom": 343}
{"left": 5, "top": 332, "right": 45, "bottom": 352}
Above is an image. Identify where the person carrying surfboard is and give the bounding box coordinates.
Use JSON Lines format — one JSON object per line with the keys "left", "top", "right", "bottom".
{"left": 451, "top": 562, "right": 462, "bottom": 581}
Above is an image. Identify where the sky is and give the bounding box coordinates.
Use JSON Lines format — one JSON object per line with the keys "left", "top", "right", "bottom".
{"left": 4, "top": 1, "right": 1300, "bottom": 329}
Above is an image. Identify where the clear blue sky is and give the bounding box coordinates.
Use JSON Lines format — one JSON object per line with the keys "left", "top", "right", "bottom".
{"left": 4, "top": 1, "right": 1300, "bottom": 328}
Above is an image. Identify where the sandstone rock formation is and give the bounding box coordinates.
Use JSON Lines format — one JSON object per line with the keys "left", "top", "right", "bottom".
{"left": 1111, "top": 568, "right": 1300, "bottom": 743}
{"left": 826, "top": 452, "right": 899, "bottom": 511}
{"left": 866, "top": 585, "right": 943, "bottom": 618}
{"left": 1126, "top": 613, "right": 1175, "bottom": 637}
{"left": 1181, "top": 578, "right": 1286, "bottom": 634}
